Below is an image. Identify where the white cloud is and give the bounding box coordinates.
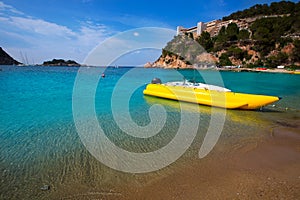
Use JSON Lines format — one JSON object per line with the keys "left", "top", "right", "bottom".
{"left": 0, "top": 1, "right": 113, "bottom": 63}
{"left": 77, "top": 22, "right": 112, "bottom": 46}
{"left": 0, "top": 1, "right": 24, "bottom": 15}
{"left": 9, "top": 17, "right": 76, "bottom": 38}
{"left": 0, "top": 16, "right": 8, "bottom": 22}
{"left": 84, "top": 27, "right": 175, "bottom": 66}
{"left": 0, "top": 1, "right": 172, "bottom": 65}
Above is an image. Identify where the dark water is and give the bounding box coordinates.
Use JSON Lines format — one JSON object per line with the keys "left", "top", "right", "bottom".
{"left": 0, "top": 66, "right": 299, "bottom": 199}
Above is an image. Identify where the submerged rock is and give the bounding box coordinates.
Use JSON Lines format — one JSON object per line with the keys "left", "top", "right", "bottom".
{"left": 275, "top": 121, "right": 298, "bottom": 128}
{"left": 40, "top": 185, "right": 50, "bottom": 191}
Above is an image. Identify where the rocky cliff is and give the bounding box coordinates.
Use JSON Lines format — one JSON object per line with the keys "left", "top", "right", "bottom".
{"left": 146, "top": 52, "right": 219, "bottom": 69}
{"left": 146, "top": 32, "right": 299, "bottom": 69}
{"left": 0, "top": 47, "right": 21, "bottom": 65}
{"left": 146, "top": 1, "right": 300, "bottom": 69}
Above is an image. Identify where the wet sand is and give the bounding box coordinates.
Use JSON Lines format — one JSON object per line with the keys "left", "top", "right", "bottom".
{"left": 126, "top": 121, "right": 300, "bottom": 200}
{"left": 38, "top": 118, "right": 300, "bottom": 200}
{"left": 54, "top": 119, "right": 300, "bottom": 200}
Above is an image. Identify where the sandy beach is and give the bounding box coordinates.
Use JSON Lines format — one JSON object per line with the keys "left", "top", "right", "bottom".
{"left": 126, "top": 118, "right": 300, "bottom": 200}
{"left": 54, "top": 117, "right": 300, "bottom": 200}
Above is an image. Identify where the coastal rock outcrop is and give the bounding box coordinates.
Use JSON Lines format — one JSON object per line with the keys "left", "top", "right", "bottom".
{"left": 151, "top": 54, "right": 192, "bottom": 68}
{"left": 148, "top": 53, "right": 219, "bottom": 69}
{"left": 42, "top": 59, "right": 80, "bottom": 66}
{"left": 0, "top": 47, "right": 21, "bottom": 65}
{"left": 145, "top": 1, "right": 300, "bottom": 69}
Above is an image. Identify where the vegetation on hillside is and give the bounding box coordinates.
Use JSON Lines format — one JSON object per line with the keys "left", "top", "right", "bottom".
{"left": 159, "top": 1, "right": 300, "bottom": 69}
{"left": 42, "top": 59, "right": 80, "bottom": 66}
{"left": 223, "top": 1, "right": 299, "bottom": 20}
{"left": 161, "top": 34, "right": 206, "bottom": 65}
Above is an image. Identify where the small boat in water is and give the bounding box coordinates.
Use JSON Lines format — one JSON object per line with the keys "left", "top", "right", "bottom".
{"left": 143, "top": 78, "right": 281, "bottom": 110}
{"left": 290, "top": 71, "right": 300, "bottom": 75}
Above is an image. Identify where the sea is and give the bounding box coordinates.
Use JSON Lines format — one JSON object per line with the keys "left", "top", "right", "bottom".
{"left": 0, "top": 66, "right": 299, "bottom": 199}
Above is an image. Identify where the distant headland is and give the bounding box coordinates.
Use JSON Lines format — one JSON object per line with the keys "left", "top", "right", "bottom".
{"left": 0, "top": 47, "right": 21, "bottom": 65}
{"left": 0, "top": 47, "right": 81, "bottom": 66}
{"left": 41, "top": 59, "right": 80, "bottom": 66}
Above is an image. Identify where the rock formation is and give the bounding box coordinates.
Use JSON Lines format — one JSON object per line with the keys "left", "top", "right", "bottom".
{"left": 0, "top": 47, "right": 21, "bottom": 65}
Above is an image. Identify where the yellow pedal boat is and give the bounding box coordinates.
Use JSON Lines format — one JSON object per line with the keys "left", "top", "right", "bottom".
{"left": 143, "top": 78, "right": 281, "bottom": 110}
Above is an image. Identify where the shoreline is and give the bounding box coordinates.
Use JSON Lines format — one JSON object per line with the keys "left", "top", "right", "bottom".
{"left": 216, "top": 67, "right": 300, "bottom": 74}
{"left": 43, "top": 119, "right": 300, "bottom": 200}
{"left": 1, "top": 65, "right": 300, "bottom": 74}
{"left": 126, "top": 118, "right": 300, "bottom": 200}
{"left": 145, "top": 64, "right": 300, "bottom": 74}
{"left": 28, "top": 110, "right": 300, "bottom": 200}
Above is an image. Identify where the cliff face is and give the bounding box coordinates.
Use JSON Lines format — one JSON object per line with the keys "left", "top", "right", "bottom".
{"left": 146, "top": 34, "right": 220, "bottom": 68}
{"left": 146, "top": 53, "right": 221, "bottom": 69}
{"left": 146, "top": 1, "right": 300, "bottom": 69}
{"left": 0, "top": 47, "right": 21, "bottom": 65}
{"left": 146, "top": 39, "right": 299, "bottom": 69}
{"left": 150, "top": 54, "right": 192, "bottom": 69}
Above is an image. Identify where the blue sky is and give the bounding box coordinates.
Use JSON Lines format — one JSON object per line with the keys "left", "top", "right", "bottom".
{"left": 0, "top": 0, "right": 297, "bottom": 65}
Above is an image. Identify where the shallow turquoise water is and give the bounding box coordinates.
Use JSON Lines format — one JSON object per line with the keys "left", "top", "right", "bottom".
{"left": 0, "top": 66, "right": 299, "bottom": 199}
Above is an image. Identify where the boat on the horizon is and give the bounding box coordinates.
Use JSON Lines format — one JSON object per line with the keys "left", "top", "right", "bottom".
{"left": 143, "top": 78, "right": 281, "bottom": 110}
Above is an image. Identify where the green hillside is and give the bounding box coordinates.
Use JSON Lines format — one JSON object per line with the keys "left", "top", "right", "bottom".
{"left": 158, "top": 1, "right": 300, "bottom": 69}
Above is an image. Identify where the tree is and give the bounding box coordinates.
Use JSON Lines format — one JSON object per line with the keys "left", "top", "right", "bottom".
{"left": 216, "top": 26, "right": 227, "bottom": 43}
{"left": 252, "top": 26, "right": 270, "bottom": 42}
{"left": 219, "top": 53, "right": 232, "bottom": 66}
{"left": 265, "top": 52, "right": 288, "bottom": 68}
{"left": 291, "top": 40, "right": 300, "bottom": 63}
{"left": 238, "top": 29, "right": 250, "bottom": 40}
{"left": 227, "top": 46, "right": 247, "bottom": 60}
{"left": 226, "top": 23, "right": 239, "bottom": 41}
{"left": 196, "top": 31, "right": 213, "bottom": 52}
{"left": 223, "top": 1, "right": 296, "bottom": 20}
{"left": 251, "top": 16, "right": 294, "bottom": 42}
